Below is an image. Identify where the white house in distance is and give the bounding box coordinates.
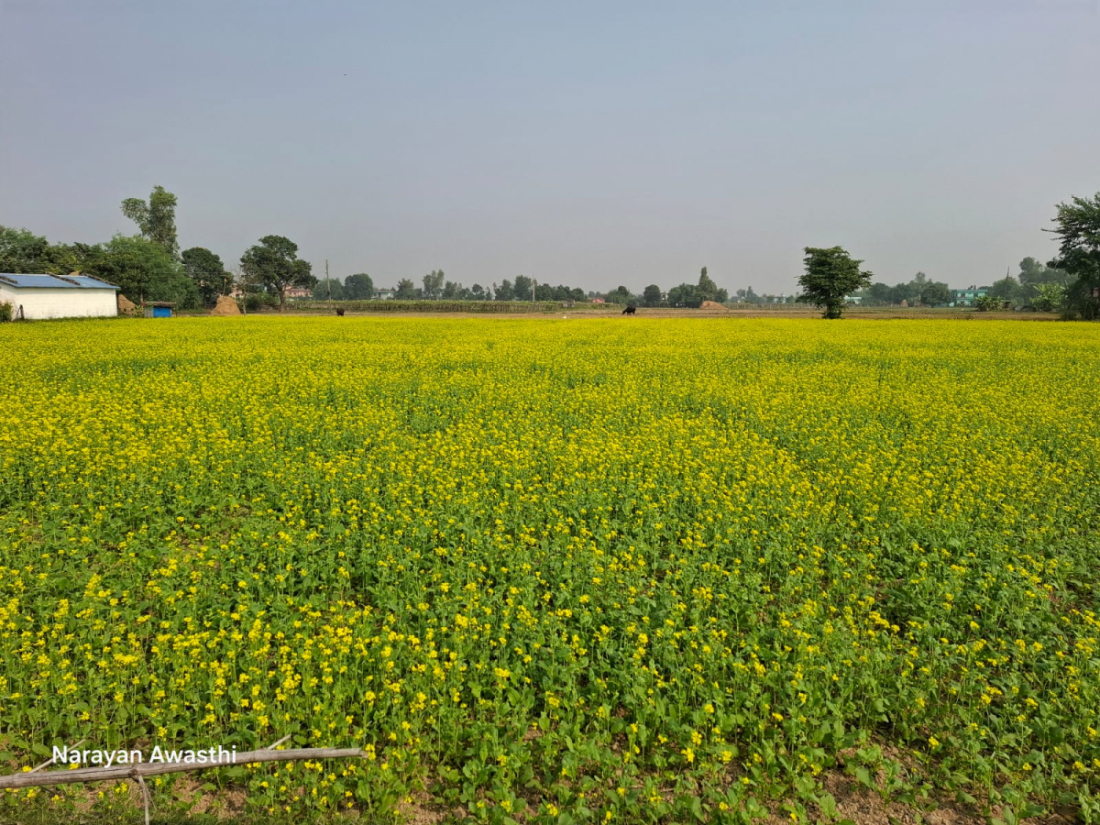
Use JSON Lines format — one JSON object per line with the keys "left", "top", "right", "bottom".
{"left": 0, "top": 273, "right": 120, "bottom": 320}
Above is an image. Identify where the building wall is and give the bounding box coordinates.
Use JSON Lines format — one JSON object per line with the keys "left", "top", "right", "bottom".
{"left": 0, "top": 286, "right": 118, "bottom": 320}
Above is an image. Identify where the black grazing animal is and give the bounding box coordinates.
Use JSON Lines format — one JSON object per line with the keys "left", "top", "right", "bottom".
{"left": 622, "top": 305, "right": 636, "bottom": 316}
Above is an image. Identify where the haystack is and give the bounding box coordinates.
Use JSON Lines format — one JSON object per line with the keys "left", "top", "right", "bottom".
{"left": 117, "top": 294, "right": 138, "bottom": 315}
{"left": 211, "top": 295, "right": 242, "bottom": 316}
{"left": 700, "top": 300, "right": 729, "bottom": 310}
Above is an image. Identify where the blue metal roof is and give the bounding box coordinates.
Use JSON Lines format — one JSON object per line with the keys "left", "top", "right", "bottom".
{"left": 55, "top": 274, "right": 119, "bottom": 290}
{"left": 0, "top": 273, "right": 119, "bottom": 290}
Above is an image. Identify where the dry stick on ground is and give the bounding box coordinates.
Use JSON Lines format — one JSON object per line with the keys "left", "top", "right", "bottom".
{"left": 1, "top": 736, "right": 364, "bottom": 825}
{"left": 136, "top": 774, "right": 152, "bottom": 825}
{"left": 0, "top": 741, "right": 365, "bottom": 792}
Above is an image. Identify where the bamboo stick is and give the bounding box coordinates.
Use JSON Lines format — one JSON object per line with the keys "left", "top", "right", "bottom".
{"left": 0, "top": 747, "right": 365, "bottom": 790}
{"left": 136, "top": 774, "right": 152, "bottom": 825}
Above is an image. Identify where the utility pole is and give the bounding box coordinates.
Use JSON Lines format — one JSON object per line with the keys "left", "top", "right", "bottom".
{"left": 326, "top": 259, "right": 331, "bottom": 307}
{"left": 232, "top": 264, "right": 247, "bottom": 315}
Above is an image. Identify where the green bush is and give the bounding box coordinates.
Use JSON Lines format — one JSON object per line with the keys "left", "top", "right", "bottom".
{"left": 243, "top": 293, "right": 279, "bottom": 312}
{"left": 974, "top": 294, "right": 999, "bottom": 312}
{"left": 0, "top": 301, "right": 12, "bottom": 322}
{"left": 1033, "top": 283, "right": 1065, "bottom": 312}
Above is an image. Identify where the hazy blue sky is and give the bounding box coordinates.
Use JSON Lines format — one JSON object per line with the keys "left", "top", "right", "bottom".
{"left": 2, "top": 0, "right": 1098, "bottom": 294}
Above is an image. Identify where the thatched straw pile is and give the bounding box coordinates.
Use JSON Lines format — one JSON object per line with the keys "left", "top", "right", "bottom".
{"left": 211, "top": 295, "right": 242, "bottom": 316}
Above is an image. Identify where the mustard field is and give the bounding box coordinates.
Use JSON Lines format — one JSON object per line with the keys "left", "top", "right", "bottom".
{"left": 1, "top": 316, "right": 1098, "bottom": 824}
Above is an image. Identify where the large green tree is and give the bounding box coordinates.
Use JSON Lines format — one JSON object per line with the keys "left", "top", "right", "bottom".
{"left": 667, "top": 283, "right": 700, "bottom": 308}
{"left": 1046, "top": 193, "right": 1100, "bottom": 319}
{"left": 91, "top": 235, "right": 195, "bottom": 306}
{"left": 695, "top": 267, "right": 728, "bottom": 303}
{"left": 606, "top": 285, "right": 633, "bottom": 305}
{"left": 312, "top": 277, "right": 345, "bottom": 301}
{"left": 422, "top": 270, "right": 445, "bottom": 300}
{"left": 864, "top": 271, "right": 945, "bottom": 306}
{"left": 864, "top": 282, "right": 893, "bottom": 306}
{"left": 798, "top": 246, "right": 873, "bottom": 319}
{"left": 0, "top": 225, "right": 50, "bottom": 273}
{"left": 1018, "top": 257, "right": 1067, "bottom": 293}
{"left": 42, "top": 242, "right": 101, "bottom": 277}
{"left": 181, "top": 247, "right": 231, "bottom": 306}
{"left": 885, "top": 282, "right": 919, "bottom": 306}
{"left": 394, "top": 278, "right": 418, "bottom": 300}
{"left": 987, "top": 276, "right": 1021, "bottom": 305}
{"left": 344, "top": 273, "right": 375, "bottom": 300}
{"left": 643, "top": 284, "right": 662, "bottom": 307}
{"left": 239, "top": 236, "right": 315, "bottom": 311}
{"left": 121, "top": 185, "right": 179, "bottom": 257}
{"left": 513, "top": 275, "right": 534, "bottom": 302}
{"left": 920, "top": 281, "right": 953, "bottom": 307}
{"left": 697, "top": 267, "right": 717, "bottom": 300}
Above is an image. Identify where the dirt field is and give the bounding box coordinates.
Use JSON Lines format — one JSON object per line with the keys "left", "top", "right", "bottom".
{"left": 188, "top": 306, "right": 1060, "bottom": 321}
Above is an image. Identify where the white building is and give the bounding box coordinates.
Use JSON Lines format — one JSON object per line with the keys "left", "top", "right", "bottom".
{"left": 0, "top": 273, "right": 120, "bottom": 320}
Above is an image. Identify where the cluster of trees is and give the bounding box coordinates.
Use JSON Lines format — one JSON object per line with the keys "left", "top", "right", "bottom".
{"left": 1, "top": 186, "right": 207, "bottom": 307}
{"left": 973, "top": 198, "right": 1100, "bottom": 316}
{"left": 663, "top": 268, "right": 729, "bottom": 307}
{"left": 584, "top": 268, "right": 733, "bottom": 309}
{"left": 854, "top": 258, "right": 1074, "bottom": 310}
{"left": 312, "top": 272, "right": 374, "bottom": 301}
{"left": 858, "top": 272, "right": 952, "bottom": 307}
{"left": 851, "top": 257, "right": 1076, "bottom": 310}
{"left": 312, "top": 272, "right": 588, "bottom": 304}
{"left": 1048, "top": 192, "right": 1100, "bottom": 319}
{"left": 283, "top": 195, "right": 1100, "bottom": 318}
{"left": 1, "top": 219, "right": 200, "bottom": 308}
{"left": 239, "top": 235, "right": 313, "bottom": 310}
{"left": 315, "top": 268, "right": 737, "bottom": 308}
{"left": 0, "top": 186, "right": 317, "bottom": 311}
{"left": 977, "top": 258, "right": 1072, "bottom": 309}
{"left": 799, "top": 192, "right": 1100, "bottom": 319}
{"left": 6, "top": 185, "right": 1097, "bottom": 319}
{"left": 0, "top": 189, "right": 740, "bottom": 313}
{"left": 728, "top": 287, "right": 798, "bottom": 305}
{"left": 798, "top": 247, "right": 1074, "bottom": 319}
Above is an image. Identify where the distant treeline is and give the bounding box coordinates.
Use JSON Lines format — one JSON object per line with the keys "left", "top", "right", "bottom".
{"left": 855, "top": 259, "right": 1070, "bottom": 308}
{"left": 5, "top": 183, "right": 1097, "bottom": 318}
{"left": 298, "top": 300, "right": 570, "bottom": 314}
{"left": 0, "top": 189, "right": 740, "bottom": 311}
{"left": 315, "top": 267, "right": 739, "bottom": 309}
